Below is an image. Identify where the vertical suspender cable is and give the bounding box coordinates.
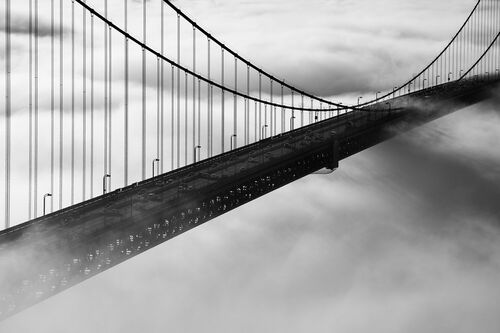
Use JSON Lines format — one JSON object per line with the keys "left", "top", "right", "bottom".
{"left": 59, "top": 0, "right": 63, "bottom": 209}
{"left": 50, "top": 0, "right": 55, "bottom": 213}
{"left": 34, "top": 0, "right": 39, "bottom": 217}
{"left": 184, "top": 72, "right": 188, "bottom": 165}
{"left": 29, "top": 0, "right": 33, "bottom": 219}
{"left": 82, "top": 0, "right": 87, "bottom": 201}
{"left": 124, "top": 0, "right": 128, "bottom": 184}
{"left": 280, "top": 85, "right": 284, "bottom": 133}
{"left": 108, "top": 24, "right": 112, "bottom": 190}
{"left": 246, "top": 65, "right": 249, "bottom": 145}
{"left": 157, "top": 57, "right": 160, "bottom": 165}
{"left": 258, "top": 73, "right": 261, "bottom": 140}
{"left": 221, "top": 49, "right": 225, "bottom": 153}
{"left": 193, "top": 28, "right": 196, "bottom": 161}
{"left": 198, "top": 79, "right": 201, "bottom": 148}
{"left": 210, "top": 85, "right": 213, "bottom": 154}
{"left": 71, "top": 0, "right": 75, "bottom": 205}
{"left": 160, "top": 0, "right": 164, "bottom": 172}
{"left": 104, "top": 0, "right": 109, "bottom": 184}
{"left": 270, "top": 80, "right": 273, "bottom": 137}
{"left": 264, "top": 90, "right": 267, "bottom": 134}
{"left": 177, "top": 14, "right": 180, "bottom": 167}
{"left": 5, "top": 0, "right": 11, "bottom": 228}
{"left": 142, "top": 0, "right": 146, "bottom": 179}
{"left": 171, "top": 65, "right": 174, "bottom": 170}
{"left": 254, "top": 102, "right": 257, "bottom": 142}
{"left": 301, "top": 95, "right": 304, "bottom": 126}
{"left": 234, "top": 57, "right": 237, "bottom": 148}
{"left": 90, "top": 13, "right": 94, "bottom": 197}
{"left": 207, "top": 38, "right": 211, "bottom": 158}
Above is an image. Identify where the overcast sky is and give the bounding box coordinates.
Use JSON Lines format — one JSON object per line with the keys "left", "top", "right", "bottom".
{"left": 1, "top": 0, "right": 500, "bottom": 332}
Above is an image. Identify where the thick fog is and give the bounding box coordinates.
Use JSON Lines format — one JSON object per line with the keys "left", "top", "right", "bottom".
{"left": 1, "top": 0, "right": 500, "bottom": 331}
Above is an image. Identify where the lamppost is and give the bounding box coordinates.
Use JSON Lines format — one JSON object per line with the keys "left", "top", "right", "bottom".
{"left": 261, "top": 125, "right": 269, "bottom": 140}
{"left": 193, "top": 145, "right": 202, "bottom": 163}
{"left": 290, "top": 116, "right": 296, "bottom": 130}
{"left": 43, "top": 193, "right": 52, "bottom": 216}
{"left": 357, "top": 96, "right": 363, "bottom": 105}
{"left": 230, "top": 134, "right": 237, "bottom": 150}
{"left": 152, "top": 158, "right": 160, "bottom": 177}
{"left": 103, "top": 174, "right": 111, "bottom": 194}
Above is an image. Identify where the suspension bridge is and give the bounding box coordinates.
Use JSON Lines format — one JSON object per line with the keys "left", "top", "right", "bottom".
{"left": 0, "top": 0, "right": 499, "bottom": 320}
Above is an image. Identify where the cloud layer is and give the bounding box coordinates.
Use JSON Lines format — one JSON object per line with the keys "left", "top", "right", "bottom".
{"left": 1, "top": 0, "right": 500, "bottom": 332}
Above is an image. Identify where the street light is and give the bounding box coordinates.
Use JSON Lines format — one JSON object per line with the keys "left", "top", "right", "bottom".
{"left": 357, "top": 96, "right": 363, "bottom": 105}
{"left": 43, "top": 193, "right": 52, "bottom": 216}
{"left": 152, "top": 158, "right": 160, "bottom": 177}
{"left": 103, "top": 174, "right": 111, "bottom": 194}
{"left": 290, "top": 116, "right": 296, "bottom": 130}
{"left": 193, "top": 145, "right": 202, "bottom": 163}
{"left": 261, "top": 125, "right": 269, "bottom": 139}
{"left": 230, "top": 134, "right": 237, "bottom": 150}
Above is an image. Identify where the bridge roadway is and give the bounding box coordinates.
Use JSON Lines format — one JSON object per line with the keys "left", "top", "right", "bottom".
{"left": 0, "top": 77, "right": 498, "bottom": 320}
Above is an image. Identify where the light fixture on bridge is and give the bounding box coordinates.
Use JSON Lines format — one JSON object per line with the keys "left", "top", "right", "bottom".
{"left": 103, "top": 174, "right": 111, "bottom": 195}
{"left": 230, "top": 134, "right": 237, "bottom": 150}
{"left": 43, "top": 193, "right": 52, "bottom": 216}
{"left": 357, "top": 96, "right": 363, "bottom": 105}
{"left": 261, "top": 125, "right": 269, "bottom": 140}
{"left": 152, "top": 158, "right": 160, "bottom": 177}
{"left": 193, "top": 146, "right": 202, "bottom": 163}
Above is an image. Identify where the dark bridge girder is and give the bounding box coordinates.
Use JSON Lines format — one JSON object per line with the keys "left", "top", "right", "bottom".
{"left": 0, "top": 77, "right": 498, "bottom": 320}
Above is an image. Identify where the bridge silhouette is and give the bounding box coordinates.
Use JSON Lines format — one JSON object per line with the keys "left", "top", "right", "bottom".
{"left": 1, "top": 0, "right": 499, "bottom": 320}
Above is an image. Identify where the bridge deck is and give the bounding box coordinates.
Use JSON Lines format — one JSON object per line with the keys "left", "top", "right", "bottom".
{"left": 0, "top": 77, "right": 498, "bottom": 320}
